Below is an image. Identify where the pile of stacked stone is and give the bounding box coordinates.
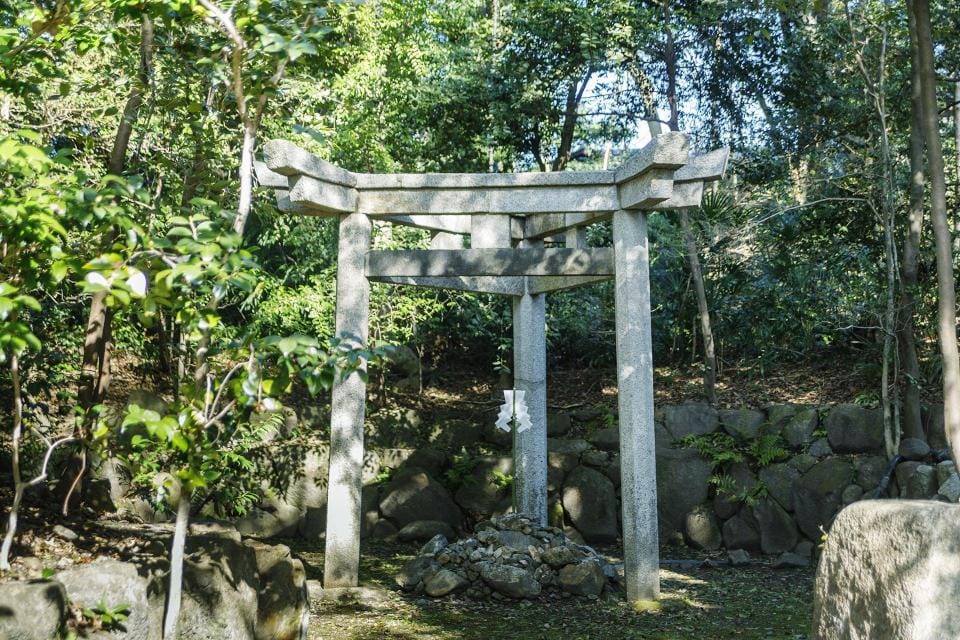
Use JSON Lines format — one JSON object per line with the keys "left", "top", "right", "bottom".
{"left": 395, "top": 514, "right": 619, "bottom": 600}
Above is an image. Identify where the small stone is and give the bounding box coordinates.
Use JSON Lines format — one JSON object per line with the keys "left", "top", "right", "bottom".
{"left": 728, "top": 549, "right": 751, "bottom": 566}
{"left": 52, "top": 525, "right": 78, "bottom": 542}
{"left": 424, "top": 569, "right": 469, "bottom": 597}
{"left": 773, "top": 552, "right": 810, "bottom": 569}
{"left": 419, "top": 534, "right": 449, "bottom": 556}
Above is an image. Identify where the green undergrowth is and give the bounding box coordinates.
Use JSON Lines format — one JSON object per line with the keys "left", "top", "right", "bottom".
{"left": 288, "top": 540, "right": 813, "bottom": 640}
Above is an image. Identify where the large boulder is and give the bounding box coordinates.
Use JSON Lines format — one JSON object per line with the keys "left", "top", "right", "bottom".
{"left": 661, "top": 403, "right": 719, "bottom": 440}
{"left": 750, "top": 499, "right": 799, "bottom": 554}
{"left": 896, "top": 462, "right": 937, "bottom": 499}
{"left": 781, "top": 406, "right": 819, "bottom": 448}
{"left": 825, "top": 404, "right": 883, "bottom": 453}
{"left": 57, "top": 558, "right": 165, "bottom": 640}
{"left": 454, "top": 457, "right": 512, "bottom": 518}
{"left": 379, "top": 468, "right": 462, "bottom": 529}
{"left": 558, "top": 560, "right": 605, "bottom": 597}
{"left": 0, "top": 580, "right": 68, "bottom": 640}
{"left": 812, "top": 501, "right": 960, "bottom": 639}
{"left": 794, "top": 457, "right": 854, "bottom": 540}
{"left": 758, "top": 463, "right": 799, "bottom": 512}
{"left": 854, "top": 455, "right": 888, "bottom": 492}
{"left": 179, "top": 528, "right": 260, "bottom": 640}
{"left": 656, "top": 447, "right": 712, "bottom": 538}
{"left": 684, "top": 503, "right": 721, "bottom": 550}
{"left": 562, "top": 466, "right": 618, "bottom": 542}
{"left": 721, "top": 511, "right": 760, "bottom": 552}
{"left": 244, "top": 540, "right": 309, "bottom": 640}
{"left": 719, "top": 408, "right": 766, "bottom": 440}
{"left": 396, "top": 520, "right": 456, "bottom": 542}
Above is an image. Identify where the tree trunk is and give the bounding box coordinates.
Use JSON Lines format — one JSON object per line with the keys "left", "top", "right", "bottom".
{"left": 0, "top": 352, "right": 24, "bottom": 570}
{"left": 69, "top": 14, "right": 154, "bottom": 513}
{"left": 664, "top": 4, "right": 718, "bottom": 404}
{"left": 77, "top": 13, "right": 154, "bottom": 412}
{"left": 680, "top": 212, "right": 717, "bottom": 404}
{"left": 162, "top": 492, "right": 191, "bottom": 640}
{"left": 912, "top": 0, "right": 960, "bottom": 465}
{"left": 898, "top": 5, "right": 926, "bottom": 443}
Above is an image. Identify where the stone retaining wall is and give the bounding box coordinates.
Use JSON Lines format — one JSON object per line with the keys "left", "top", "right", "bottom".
{"left": 233, "top": 401, "right": 956, "bottom": 564}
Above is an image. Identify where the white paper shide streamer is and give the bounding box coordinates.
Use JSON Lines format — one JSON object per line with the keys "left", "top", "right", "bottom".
{"left": 495, "top": 390, "right": 532, "bottom": 433}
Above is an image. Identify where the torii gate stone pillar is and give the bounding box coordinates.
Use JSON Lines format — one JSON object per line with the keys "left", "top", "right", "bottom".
{"left": 257, "top": 132, "right": 728, "bottom": 603}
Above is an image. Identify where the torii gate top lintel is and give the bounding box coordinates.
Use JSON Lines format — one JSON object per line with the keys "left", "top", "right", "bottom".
{"left": 257, "top": 131, "right": 728, "bottom": 604}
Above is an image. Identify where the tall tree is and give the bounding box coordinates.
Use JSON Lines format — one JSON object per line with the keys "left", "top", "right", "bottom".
{"left": 911, "top": 0, "right": 960, "bottom": 464}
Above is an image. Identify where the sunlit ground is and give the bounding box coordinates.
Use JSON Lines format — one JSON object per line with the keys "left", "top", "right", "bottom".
{"left": 293, "top": 541, "right": 813, "bottom": 640}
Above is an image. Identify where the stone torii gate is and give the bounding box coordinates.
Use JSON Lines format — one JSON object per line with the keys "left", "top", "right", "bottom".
{"left": 258, "top": 131, "right": 727, "bottom": 603}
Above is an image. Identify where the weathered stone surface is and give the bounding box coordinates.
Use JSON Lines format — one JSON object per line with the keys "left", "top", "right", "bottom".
{"left": 812, "top": 501, "right": 960, "bottom": 640}
{"left": 939, "top": 474, "right": 960, "bottom": 503}
{"left": 396, "top": 520, "right": 456, "bottom": 542}
{"left": 758, "top": 463, "right": 799, "bottom": 512}
{"left": 562, "top": 466, "right": 618, "bottom": 542}
{"left": 684, "top": 503, "right": 721, "bottom": 550}
{"left": 721, "top": 511, "right": 760, "bottom": 552}
{"left": 404, "top": 448, "right": 448, "bottom": 477}
{"left": 57, "top": 558, "right": 164, "bottom": 640}
{"left": 419, "top": 534, "right": 448, "bottom": 556}
{"left": 380, "top": 468, "right": 462, "bottom": 529}
{"left": 661, "top": 403, "right": 719, "bottom": 440}
{"left": 728, "top": 462, "right": 760, "bottom": 494}
{"left": 179, "top": 530, "right": 260, "bottom": 640}
{"left": 713, "top": 494, "right": 739, "bottom": 520}
{"left": 794, "top": 540, "right": 815, "bottom": 558}
{"left": 492, "top": 530, "right": 539, "bottom": 551}
{"left": 794, "top": 457, "right": 854, "bottom": 540}
{"left": 0, "top": 580, "right": 68, "bottom": 640}
{"left": 547, "top": 438, "right": 591, "bottom": 454}
{"left": 396, "top": 556, "right": 439, "bottom": 591}
{"left": 454, "top": 457, "right": 512, "bottom": 517}
{"left": 656, "top": 447, "right": 712, "bottom": 537}
{"left": 751, "top": 499, "right": 799, "bottom": 554}
{"left": 424, "top": 569, "right": 468, "bottom": 597}
{"left": 558, "top": 560, "right": 605, "bottom": 596}
{"left": 370, "top": 519, "right": 398, "bottom": 540}
{"left": 854, "top": 455, "right": 888, "bottom": 492}
{"left": 789, "top": 453, "right": 817, "bottom": 473}
{"left": 825, "top": 404, "right": 883, "bottom": 453}
{"left": 782, "top": 407, "right": 819, "bottom": 448}
{"left": 898, "top": 463, "right": 938, "bottom": 499}
{"left": 841, "top": 484, "right": 864, "bottom": 505}
{"left": 245, "top": 540, "right": 309, "bottom": 640}
{"left": 937, "top": 460, "right": 957, "bottom": 486}
{"left": 899, "top": 437, "right": 931, "bottom": 461}
{"left": 587, "top": 427, "right": 620, "bottom": 451}
{"left": 581, "top": 449, "right": 610, "bottom": 468}
{"left": 480, "top": 564, "right": 541, "bottom": 599}
{"left": 727, "top": 549, "right": 751, "bottom": 566}
{"left": 765, "top": 404, "right": 797, "bottom": 435}
{"left": 541, "top": 545, "right": 584, "bottom": 568}
{"left": 547, "top": 411, "right": 572, "bottom": 437}
{"left": 808, "top": 438, "right": 833, "bottom": 458}
{"left": 719, "top": 408, "right": 765, "bottom": 440}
